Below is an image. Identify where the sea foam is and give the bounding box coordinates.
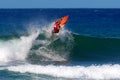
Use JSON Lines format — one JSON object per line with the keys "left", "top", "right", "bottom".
{"left": 1, "top": 64, "right": 120, "bottom": 79}
{"left": 0, "top": 29, "right": 40, "bottom": 65}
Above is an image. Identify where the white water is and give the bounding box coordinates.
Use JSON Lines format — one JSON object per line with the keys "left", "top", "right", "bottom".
{"left": 0, "top": 29, "right": 40, "bottom": 65}
{"left": 28, "top": 23, "right": 73, "bottom": 61}
{"left": 0, "top": 64, "right": 120, "bottom": 79}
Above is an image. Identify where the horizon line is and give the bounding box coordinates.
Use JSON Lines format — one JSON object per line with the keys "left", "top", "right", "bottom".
{"left": 0, "top": 7, "right": 120, "bottom": 9}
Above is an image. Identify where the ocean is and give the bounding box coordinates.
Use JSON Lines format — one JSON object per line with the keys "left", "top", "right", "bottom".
{"left": 0, "top": 9, "right": 120, "bottom": 80}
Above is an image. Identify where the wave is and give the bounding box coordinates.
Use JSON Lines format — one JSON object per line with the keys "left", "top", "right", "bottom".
{"left": 0, "top": 22, "right": 120, "bottom": 65}
{"left": 0, "top": 23, "right": 74, "bottom": 65}
{"left": 0, "top": 64, "right": 120, "bottom": 79}
{"left": 32, "top": 33, "right": 120, "bottom": 62}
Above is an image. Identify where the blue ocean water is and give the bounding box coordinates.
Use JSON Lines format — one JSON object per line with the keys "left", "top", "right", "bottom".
{"left": 0, "top": 9, "right": 120, "bottom": 80}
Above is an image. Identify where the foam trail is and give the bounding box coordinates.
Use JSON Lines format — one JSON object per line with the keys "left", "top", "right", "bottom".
{"left": 1, "top": 64, "right": 120, "bottom": 79}
{"left": 0, "top": 29, "right": 40, "bottom": 65}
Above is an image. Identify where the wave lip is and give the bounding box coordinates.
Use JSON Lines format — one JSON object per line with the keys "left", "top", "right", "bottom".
{"left": 0, "top": 29, "right": 40, "bottom": 65}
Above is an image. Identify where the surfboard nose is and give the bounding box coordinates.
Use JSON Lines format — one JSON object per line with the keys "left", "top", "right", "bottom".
{"left": 64, "top": 15, "right": 69, "bottom": 19}
{"left": 60, "top": 15, "right": 69, "bottom": 26}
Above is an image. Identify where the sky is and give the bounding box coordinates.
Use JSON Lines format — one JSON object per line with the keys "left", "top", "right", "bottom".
{"left": 0, "top": 0, "right": 120, "bottom": 8}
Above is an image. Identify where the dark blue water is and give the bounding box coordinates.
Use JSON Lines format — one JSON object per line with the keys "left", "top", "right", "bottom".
{"left": 0, "top": 9, "right": 120, "bottom": 80}
{"left": 1, "top": 9, "right": 120, "bottom": 37}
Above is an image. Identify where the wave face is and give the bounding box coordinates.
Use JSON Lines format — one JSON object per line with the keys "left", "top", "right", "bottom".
{"left": 28, "top": 32, "right": 120, "bottom": 62}
{"left": 69, "top": 34, "right": 120, "bottom": 62}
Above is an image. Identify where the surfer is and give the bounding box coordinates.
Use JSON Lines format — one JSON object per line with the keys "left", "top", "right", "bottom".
{"left": 52, "top": 15, "right": 69, "bottom": 35}
{"left": 52, "top": 19, "right": 61, "bottom": 34}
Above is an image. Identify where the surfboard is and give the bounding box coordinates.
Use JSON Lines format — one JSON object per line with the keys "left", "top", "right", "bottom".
{"left": 52, "top": 15, "right": 69, "bottom": 34}
{"left": 56, "top": 15, "right": 69, "bottom": 28}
